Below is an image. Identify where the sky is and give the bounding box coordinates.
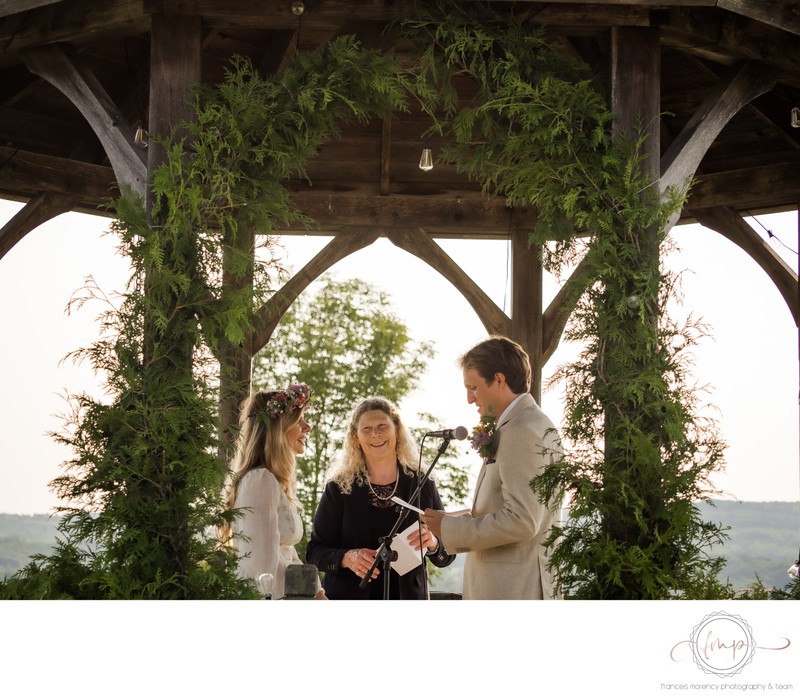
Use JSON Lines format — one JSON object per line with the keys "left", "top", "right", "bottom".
{"left": 0, "top": 199, "right": 798, "bottom": 515}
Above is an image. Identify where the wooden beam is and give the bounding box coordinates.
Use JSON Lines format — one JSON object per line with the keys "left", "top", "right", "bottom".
{"left": 0, "top": 145, "right": 118, "bottom": 203}
{"left": 660, "top": 61, "right": 779, "bottom": 203}
{"left": 250, "top": 226, "right": 382, "bottom": 352}
{"left": 143, "top": 0, "right": 390, "bottom": 26}
{"left": 143, "top": 0, "right": 658, "bottom": 30}
{"left": 282, "top": 189, "right": 534, "bottom": 236}
{"left": 385, "top": 226, "right": 510, "bottom": 337}
{"left": 0, "top": 190, "right": 79, "bottom": 261}
{"left": 690, "top": 205, "right": 799, "bottom": 326}
{"left": 686, "top": 161, "right": 800, "bottom": 212}
{"left": 22, "top": 43, "right": 147, "bottom": 199}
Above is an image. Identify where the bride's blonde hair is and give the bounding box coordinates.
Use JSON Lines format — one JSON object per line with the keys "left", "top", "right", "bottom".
{"left": 220, "top": 385, "right": 312, "bottom": 543}
{"left": 326, "top": 396, "right": 419, "bottom": 494}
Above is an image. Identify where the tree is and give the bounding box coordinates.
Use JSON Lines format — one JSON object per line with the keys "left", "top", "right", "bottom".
{"left": 252, "top": 274, "right": 469, "bottom": 552}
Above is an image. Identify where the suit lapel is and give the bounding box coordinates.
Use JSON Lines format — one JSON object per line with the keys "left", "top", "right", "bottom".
{"left": 472, "top": 460, "right": 489, "bottom": 510}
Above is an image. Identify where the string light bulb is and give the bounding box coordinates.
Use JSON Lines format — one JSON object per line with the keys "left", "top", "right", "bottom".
{"left": 791, "top": 107, "right": 800, "bottom": 129}
{"left": 418, "top": 141, "right": 433, "bottom": 171}
{"left": 134, "top": 125, "right": 148, "bottom": 148}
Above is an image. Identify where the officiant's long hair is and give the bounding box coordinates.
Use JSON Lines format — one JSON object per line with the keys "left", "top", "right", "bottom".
{"left": 326, "top": 396, "right": 418, "bottom": 494}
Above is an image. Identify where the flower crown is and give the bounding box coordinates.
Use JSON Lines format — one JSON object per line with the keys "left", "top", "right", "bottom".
{"left": 250, "top": 383, "right": 313, "bottom": 422}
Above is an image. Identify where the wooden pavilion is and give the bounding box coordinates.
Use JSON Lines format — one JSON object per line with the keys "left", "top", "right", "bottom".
{"left": 0, "top": 0, "right": 797, "bottom": 409}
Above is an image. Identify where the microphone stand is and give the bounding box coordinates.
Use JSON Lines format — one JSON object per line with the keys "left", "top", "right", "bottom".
{"left": 359, "top": 437, "right": 452, "bottom": 598}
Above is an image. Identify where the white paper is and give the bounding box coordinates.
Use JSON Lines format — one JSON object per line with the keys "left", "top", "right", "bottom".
{"left": 390, "top": 520, "right": 427, "bottom": 575}
{"left": 391, "top": 495, "right": 424, "bottom": 515}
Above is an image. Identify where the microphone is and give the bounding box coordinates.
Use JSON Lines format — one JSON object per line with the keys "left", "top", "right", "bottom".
{"left": 425, "top": 426, "right": 468, "bottom": 441}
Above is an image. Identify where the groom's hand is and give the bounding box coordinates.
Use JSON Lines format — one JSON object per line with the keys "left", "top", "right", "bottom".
{"left": 421, "top": 508, "right": 444, "bottom": 538}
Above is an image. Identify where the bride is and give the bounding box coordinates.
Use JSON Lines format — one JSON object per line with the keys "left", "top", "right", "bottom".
{"left": 222, "top": 384, "right": 326, "bottom": 599}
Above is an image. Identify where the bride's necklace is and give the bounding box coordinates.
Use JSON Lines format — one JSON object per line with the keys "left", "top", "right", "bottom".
{"left": 367, "top": 465, "right": 399, "bottom": 501}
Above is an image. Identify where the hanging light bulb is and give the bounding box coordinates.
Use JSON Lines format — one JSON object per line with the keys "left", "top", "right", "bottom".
{"left": 134, "top": 124, "right": 148, "bottom": 148}
{"left": 419, "top": 141, "right": 433, "bottom": 171}
{"left": 791, "top": 107, "right": 800, "bottom": 129}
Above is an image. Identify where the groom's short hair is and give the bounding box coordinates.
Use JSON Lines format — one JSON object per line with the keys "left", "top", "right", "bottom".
{"left": 459, "top": 335, "right": 531, "bottom": 395}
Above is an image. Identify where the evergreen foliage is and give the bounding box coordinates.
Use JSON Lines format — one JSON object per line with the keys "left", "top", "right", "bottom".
{"left": 1, "top": 1, "right": 734, "bottom": 600}
{"left": 0, "top": 37, "right": 411, "bottom": 600}
{"left": 252, "top": 274, "right": 470, "bottom": 554}
{"left": 399, "top": 1, "right": 729, "bottom": 599}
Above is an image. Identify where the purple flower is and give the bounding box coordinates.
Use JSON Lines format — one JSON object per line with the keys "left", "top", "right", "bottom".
{"left": 469, "top": 414, "right": 497, "bottom": 460}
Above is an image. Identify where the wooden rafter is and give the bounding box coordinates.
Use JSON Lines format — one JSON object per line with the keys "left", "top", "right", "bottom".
{"left": 0, "top": 190, "right": 78, "bottom": 260}
{"left": 660, "top": 60, "right": 780, "bottom": 221}
{"left": 22, "top": 43, "right": 147, "bottom": 199}
{"left": 250, "top": 226, "right": 383, "bottom": 353}
{"left": 385, "top": 226, "right": 511, "bottom": 337}
{"left": 690, "top": 205, "right": 799, "bottom": 325}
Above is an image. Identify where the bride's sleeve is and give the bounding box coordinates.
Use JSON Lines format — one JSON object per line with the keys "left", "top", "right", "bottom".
{"left": 235, "top": 470, "right": 281, "bottom": 589}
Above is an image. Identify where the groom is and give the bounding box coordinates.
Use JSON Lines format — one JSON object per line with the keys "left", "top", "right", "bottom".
{"left": 422, "top": 335, "right": 563, "bottom": 599}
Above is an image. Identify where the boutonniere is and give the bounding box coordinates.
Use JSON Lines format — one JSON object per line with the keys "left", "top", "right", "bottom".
{"left": 470, "top": 414, "right": 497, "bottom": 461}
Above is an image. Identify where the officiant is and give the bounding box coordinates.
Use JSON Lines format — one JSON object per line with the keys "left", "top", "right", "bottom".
{"left": 306, "top": 396, "right": 455, "bottom": 599}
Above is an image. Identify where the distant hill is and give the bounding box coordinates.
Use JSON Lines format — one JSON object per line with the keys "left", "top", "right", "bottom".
{"left": 0, "top": 513, "right": 63, "bottom": 580}
{"left": 3, "top": 501, "right": 798, "bottom": 593}
{"left": 695, "top": 500, "right": 799, "bottom": 591}
{"left": 430, "top": 500, "right": 800, "bottom": 595}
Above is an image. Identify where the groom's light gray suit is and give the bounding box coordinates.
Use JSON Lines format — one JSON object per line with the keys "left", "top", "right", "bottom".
{"left": 440, "top": 393, "right": 563, "bottom": 599}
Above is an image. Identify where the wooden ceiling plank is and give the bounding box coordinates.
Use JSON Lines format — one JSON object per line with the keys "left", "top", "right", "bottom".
{"left": 0, "top": 0, "right": 64, "bottom": 18}
{"left": 664, "top": 7, "right": 800, "bottom": 73}
{"left": 0, "top": 0, "right": 151, "bottom": 62}
{"left": 22, "top": 43, "right": 147, "bottom": 198}
{"left": 717, "top": 0, "right": 800, "bottom": 37}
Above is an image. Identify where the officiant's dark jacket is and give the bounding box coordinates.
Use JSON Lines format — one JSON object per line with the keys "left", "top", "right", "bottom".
{"left": 306, "top": 468, "right": 455, "bottom": 599}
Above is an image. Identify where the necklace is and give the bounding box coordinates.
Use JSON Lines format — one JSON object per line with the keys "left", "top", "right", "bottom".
{"left": 366, "top": 466, "right": 399, "bottom": 501}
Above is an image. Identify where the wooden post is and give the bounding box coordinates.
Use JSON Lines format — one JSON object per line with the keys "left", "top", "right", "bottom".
{"left": 611, "top": 27, "right": 660, "bottom": 179}
{"left": 510, "top": 226, "right": 543, "bottom": 402}
{"left": 147, "top": 14, "right": 202, "bottom": 215}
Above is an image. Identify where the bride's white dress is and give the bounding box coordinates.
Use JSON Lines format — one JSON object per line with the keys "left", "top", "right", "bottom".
{"left": 233, "top": 468, "right": 308, "bottom": 599}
